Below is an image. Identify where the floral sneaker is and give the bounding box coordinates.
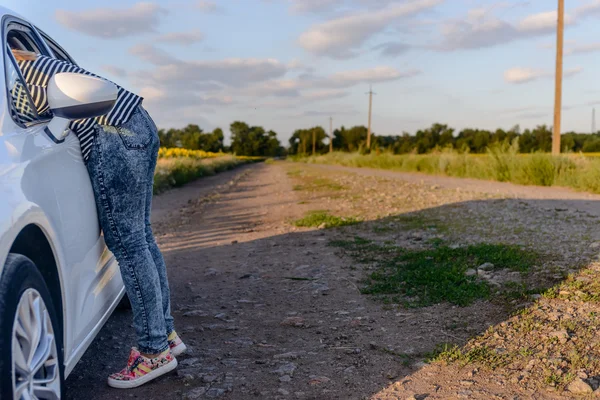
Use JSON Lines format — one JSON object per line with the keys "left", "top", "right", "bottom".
{"left": 107, "top": 347, "right": 177, "bottom": 389}
{"left": 168, "top": 331, "right": 187, "bottom": 357}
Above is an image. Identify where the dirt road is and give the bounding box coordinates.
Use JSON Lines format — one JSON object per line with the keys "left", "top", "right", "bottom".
{"left": 66, "top": 163, "right": 600, "bottom": 399}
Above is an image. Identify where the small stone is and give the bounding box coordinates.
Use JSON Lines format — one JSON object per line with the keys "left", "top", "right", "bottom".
{"left": 205, "top": 268, "right": 219, "bottom": 276}
{"left": 308, "top": 376, "right": 331, "bottom": 385}
{"left": 279, "top": 375, "right": 292, "bottom": 382}
{"left": 202, "top": 374, "right": 219, "bottom": 383}
{"left": 272, "top": 363, "right": 297, "bottom": 376}
{"left": 185, "top": 387, "right": 207, "bottom": 399}
{"left": 278, "top": 388, "right": 290, "bottom": 396}
{"left": 231, "top": 240, "right": 238, "bottom": 244}
{"left": 280, "top": 317, "right": 305, "bottom": 327}
{"left": 182, "top": 310, "right": 209, "bottom": 317}
{"left": 465, "top": 269, "right": 477, "bottom": 277}
{"left": 478, "top": 262, "right": 494, "bottom": 271}
{"left": 567, "top": 378, "right": 593, "bottom": 394}
{"left": 531, "top": 294, "right": 542, "bottom": 300}
{"left": 460, "top": 380, "right": 475, "bottom": 386}
{"left": 274, "top": 351, "right": 304, "bottom": 360}
{"left": 179, "top": 358, "right": 200, "bottom": 367}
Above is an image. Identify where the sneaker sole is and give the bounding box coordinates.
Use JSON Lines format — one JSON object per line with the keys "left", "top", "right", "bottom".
{"left": 107, "top": 358, "right": 178, "bottom": 389}
{"left": 171, "top": 342, "right": 187, "bottom": 357}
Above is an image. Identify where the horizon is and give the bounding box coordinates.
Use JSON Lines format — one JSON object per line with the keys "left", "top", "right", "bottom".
{"left": 8, "top": 0, "right": 600, "bottom": 144}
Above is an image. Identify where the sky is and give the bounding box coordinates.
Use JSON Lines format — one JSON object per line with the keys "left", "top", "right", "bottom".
{"left": 6, "top": 0, "right": 600, "bottom": 144}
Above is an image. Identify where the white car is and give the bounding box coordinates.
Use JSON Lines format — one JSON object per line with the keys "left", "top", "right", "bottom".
{"left": 0, "top": 7, "right": 127, "bottom": 399}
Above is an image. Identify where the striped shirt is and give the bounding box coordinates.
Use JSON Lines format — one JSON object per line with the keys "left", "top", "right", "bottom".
{"left": 16, "top": 55, "right": 143, "bottom": 162}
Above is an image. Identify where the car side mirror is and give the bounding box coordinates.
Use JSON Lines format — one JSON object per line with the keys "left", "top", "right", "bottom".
{"left": 46, "top": 72, "right": 118, "bottom": 142}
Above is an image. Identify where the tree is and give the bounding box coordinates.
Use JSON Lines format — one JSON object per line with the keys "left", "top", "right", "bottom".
{"left": 230, "top": 121, "right": 284, "bottom": 156}
{"left": 289, "top": 127, "right": 327, "bottom": 155}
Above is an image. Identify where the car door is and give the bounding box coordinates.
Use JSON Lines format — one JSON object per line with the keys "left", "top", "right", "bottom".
{"left": 4, "top": 19, "right": 122, "bottom": 367}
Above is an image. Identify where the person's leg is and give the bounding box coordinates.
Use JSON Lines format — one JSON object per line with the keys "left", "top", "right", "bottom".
{"left": 86, "top": 115, "right": 168, "bottom": 356}
{"left": 140, "top": 107, "right": 175, "bottom": 335}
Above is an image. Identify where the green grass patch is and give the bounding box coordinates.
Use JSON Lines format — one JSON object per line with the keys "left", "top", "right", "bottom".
{"left": 331, "top": 238, "right": 538, "bottom": 307}
{"left": 434, "top": 344, "right": 511, "bottom": 370}
{"left": 294, "top": 211, "right": 360, "bottom": 228}
{"left": 295, "top": 148, "right": 600, "bottom": 194}
{"left": 292, "top": 177, "right": 345, "bottom": 192}
{"left": 153, "top": 156, "right": 260, "bottom": 194}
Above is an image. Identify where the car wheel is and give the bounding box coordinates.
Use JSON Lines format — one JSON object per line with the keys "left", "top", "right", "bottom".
{"left": 0, "top": 254, "right": 64, "bottom": 399}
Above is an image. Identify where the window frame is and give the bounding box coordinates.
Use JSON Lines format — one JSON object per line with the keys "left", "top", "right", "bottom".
{"left": 36, "top": 27, "right": 77, "bottom": 65}
{"left": 2, "top": 15, "right": 53, "bottom": 129}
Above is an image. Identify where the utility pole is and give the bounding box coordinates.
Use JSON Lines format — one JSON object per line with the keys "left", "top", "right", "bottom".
{"left": 312, "top": 128, "right": 316, "bottom": 155}
{"left": 329, "top": 116, "right": 333, "bottom": 153}
{"left": 552, "top": 0, "right": 564, "bottom": 155}
{"left": 593, "top": 108, "right": 596, "bottom": 134}
{"left": 366, "top": 86, "right": 376, "bottom": 150}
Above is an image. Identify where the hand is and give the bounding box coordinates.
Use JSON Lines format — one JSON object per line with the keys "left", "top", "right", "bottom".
{"left": 11, "top": 49, "right": 37, "bottom": 61}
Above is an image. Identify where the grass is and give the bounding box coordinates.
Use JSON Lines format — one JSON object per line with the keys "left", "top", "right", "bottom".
{"left": 330, "top": 237, "right": 539, "bottom": 307}
{"left": 434, "top": 344, "right": 511, "bottom": 370}
{"left": 293, "top": 211, "right": 360, "bottom": 228}
{"left": 292, "top": 177, "right": 346, "bottom": 192}
{"left": 153, "top": 154, "right": 262, "bottom": 194}
{"left": 295, "top": 146, "right": 600, "bottom": 194}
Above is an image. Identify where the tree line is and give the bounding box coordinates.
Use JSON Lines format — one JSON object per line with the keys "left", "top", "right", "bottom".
{"left": 289, "top": 123, "right": 600, "bottom": 155}
{"left": 159, "top": 122, "right": 600, "bottom": 157}
{"left": 158, "top": 122, "right": 285, "bottom": 157}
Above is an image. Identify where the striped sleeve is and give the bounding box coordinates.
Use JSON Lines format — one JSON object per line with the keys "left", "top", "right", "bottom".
{"left": 16, "top": 54, "right": 144, "bottom": 162}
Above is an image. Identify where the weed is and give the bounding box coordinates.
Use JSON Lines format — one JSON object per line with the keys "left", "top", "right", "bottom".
{"left": 332, "top": 238, "right": 538, "bottom": 307}
{"left": 294, "top": 211, "right": 360, "bottom": 228}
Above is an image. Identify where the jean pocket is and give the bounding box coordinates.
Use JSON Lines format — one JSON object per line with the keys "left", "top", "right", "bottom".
{"left": 117, "top": 126, "right": 152, "bottom": 150}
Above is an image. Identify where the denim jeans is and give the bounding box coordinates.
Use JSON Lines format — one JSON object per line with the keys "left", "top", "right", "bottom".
{"left": 86, "top": 106, "right": 175, "bottom": 354}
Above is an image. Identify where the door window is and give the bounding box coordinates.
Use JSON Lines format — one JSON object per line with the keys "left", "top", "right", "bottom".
{"left": 4, "top": 23, "right": 52, "bottom": 126}
{"left": 38, "top": 29, "right": 77, "bottom": 64}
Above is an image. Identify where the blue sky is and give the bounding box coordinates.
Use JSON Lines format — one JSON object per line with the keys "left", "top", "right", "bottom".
{"left": 7, "top": 0, "right": 600, "bottom": 143}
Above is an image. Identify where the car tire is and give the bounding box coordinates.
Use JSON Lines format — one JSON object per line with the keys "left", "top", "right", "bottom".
{"left": 0, "top": 254, "right": 65, "bottom": 399}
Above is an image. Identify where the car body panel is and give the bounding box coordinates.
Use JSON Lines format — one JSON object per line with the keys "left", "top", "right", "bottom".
{"left": 0, "top": 8, "right": 125, "bottom": 378}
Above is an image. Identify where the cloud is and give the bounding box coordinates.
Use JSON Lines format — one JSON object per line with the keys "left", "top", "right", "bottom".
{"left": 298, "top": 0, "right": 443, "bottom": 58}
{"left": 129, "top": 44, "right": 177, "bottom": 66}
{"left": 101, "top": 65, "right": 127, "bottom": 77}
{"left": 504, "top": 66, "right": 583, "bottom": 84}
{"left": 290, "top": 0, "right": 343, "bottom": 14}
{"left": 504, "top": 67, "right": 547, "bottom": 84}
{"left": 326, "top": 66, "right": 419, "bottom": 88}
{"left": 517, "top": 11, "right": 573, "bottom": 33}
{"left": 564, "top": 66, "right": 584, "bottom": 78}
{"left": 148, "top": 58, "right": 289, "bottom": 87}
{"left": 55, "top": 2, "right": 166, "bottom": 38}
{"left": 196, "top": 0, "right": 222, "bottom": 13}
{"left": 566, "top": 42, "right": 600, "bottom": 55}
{"left": 574, "top": 0, "right": 600, "bottom": 18}
{"left": 439, "top": 8, "right": 574, "bottom": 51}
{"left": 304, "top": 89, "right": 349, "bottom": 100}
{"left": 156, "top": 30, "right": 204, "bottom": 45}
{"left": 372, "top": 42, "right": 411, "bottom": 57}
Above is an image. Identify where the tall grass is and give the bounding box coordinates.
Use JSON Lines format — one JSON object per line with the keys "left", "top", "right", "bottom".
{"left": 297, "top": 145, "right": 600, "bottom": 194}
{"left": 153, "top": 153, "right": 263, "bottom": 194}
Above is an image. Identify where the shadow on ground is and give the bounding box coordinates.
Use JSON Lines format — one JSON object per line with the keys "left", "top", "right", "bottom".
{"left": 66, "top": 166, "right": 600, "bottom": 400}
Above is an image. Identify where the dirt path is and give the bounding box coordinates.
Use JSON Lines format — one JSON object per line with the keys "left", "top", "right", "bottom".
{"left": 66, "top": 163, "right": 600, "bottom": 399}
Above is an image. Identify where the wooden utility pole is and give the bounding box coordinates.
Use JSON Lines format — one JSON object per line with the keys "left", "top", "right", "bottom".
{"left": 312, "top": 128, "right": 316, "bottom": 155}
{"left": 329, "top": 117, "right": 333, "bottom": 153}
{"left": 366, "top": 87, "right": 375, "bottom": 150}
{"left": 552, "top": 0, "right": 564, "bottom": 155}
